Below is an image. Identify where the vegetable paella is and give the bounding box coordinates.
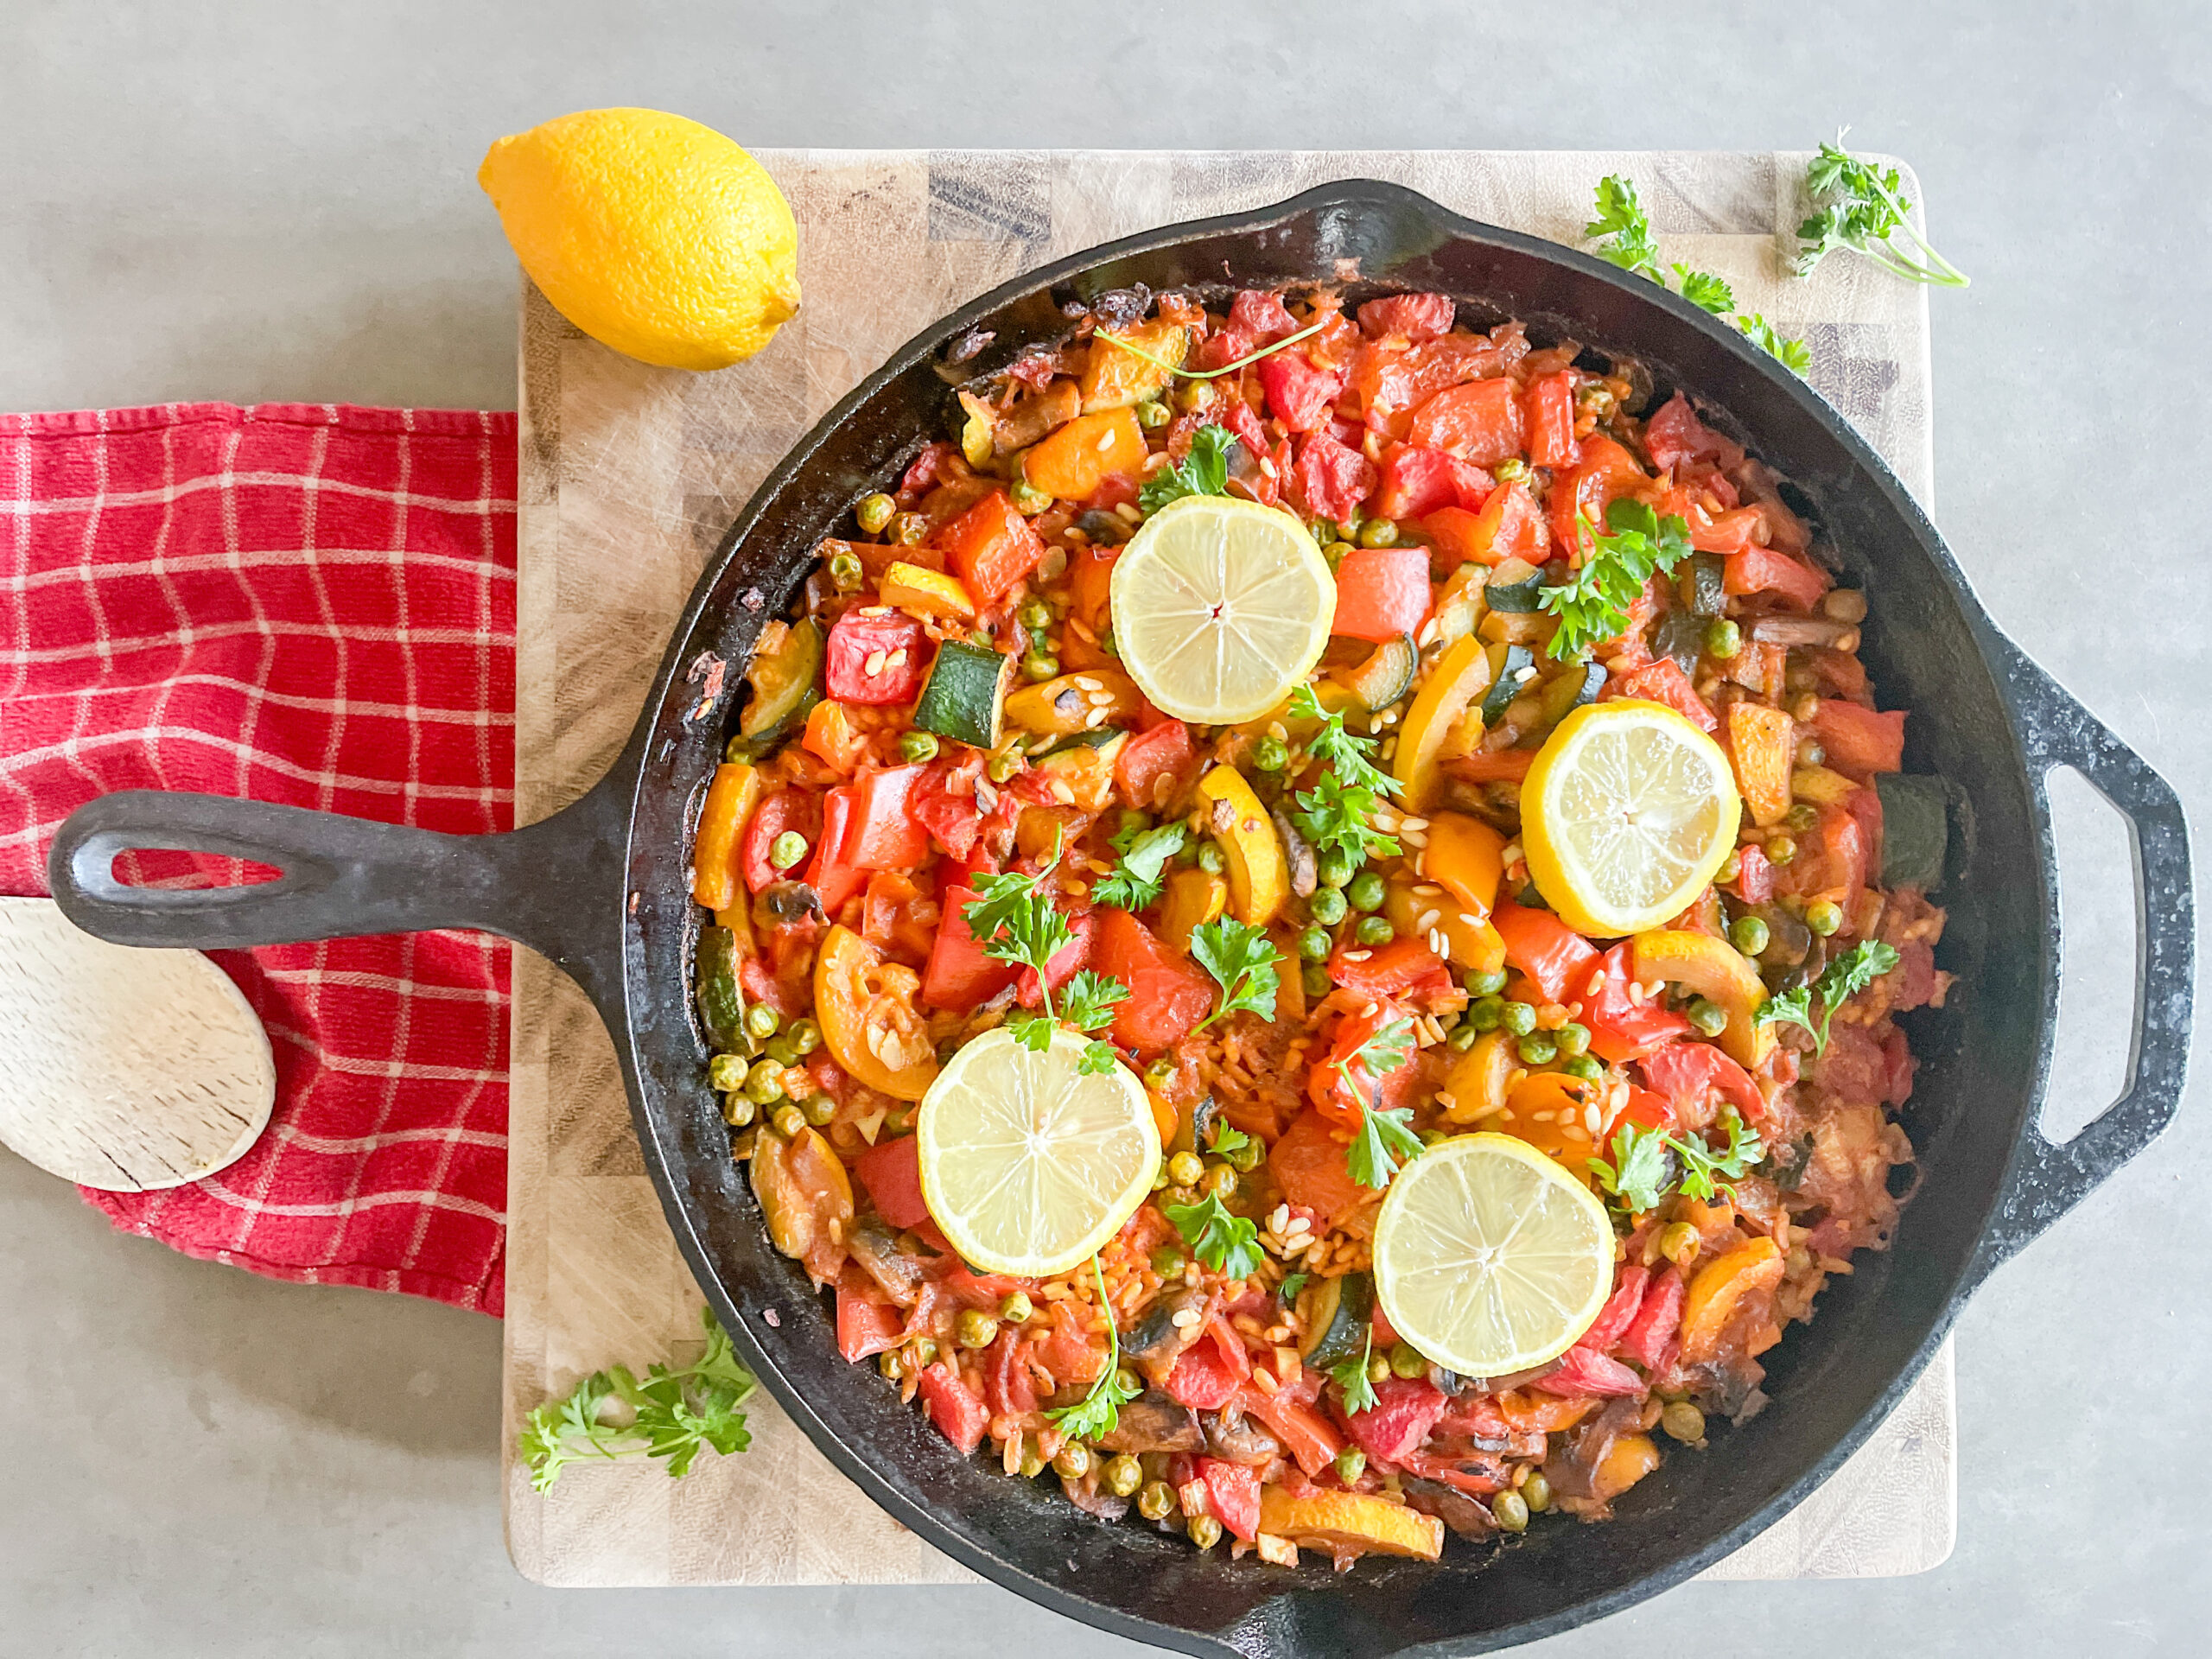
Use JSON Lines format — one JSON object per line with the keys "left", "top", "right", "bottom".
{"left": 688, "top": 281, "right": 1948, "bottom": 1570}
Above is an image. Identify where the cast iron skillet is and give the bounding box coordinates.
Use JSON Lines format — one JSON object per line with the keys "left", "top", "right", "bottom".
{"left": 48, "top": 181, "right": 2196, "bottom": 1655}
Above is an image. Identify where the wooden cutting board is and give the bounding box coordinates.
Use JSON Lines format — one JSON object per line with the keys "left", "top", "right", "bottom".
{"left": 502, "top": 149, "right": 1955, "bottom": 1588}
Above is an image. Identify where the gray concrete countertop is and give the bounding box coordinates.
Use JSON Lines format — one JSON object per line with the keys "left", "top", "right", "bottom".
{"left": 3, "top": 3, "right": 2206, "bottom": 1653}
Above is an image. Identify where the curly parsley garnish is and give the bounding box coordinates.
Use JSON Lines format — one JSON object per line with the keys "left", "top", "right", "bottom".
{"left": 1338, "top": 1017, "right": 1422, "bottom": 1191}
{"left": 1736, "top": 315, "right": 1815, "bottom": 377}
{"left": 1136, "top": 423, "right": 1236, "bottom": 514}
{"left": 1330, "top": 1325, "right": 1380, "bottom": 1415}
{"left": 1541, "top": 497, "right": 1693, "bottom": 659}
{"left": 1046, "top": 1255, "right": 1141, "bottom": 1440}
{"left": 1190, "top": 917, "right": 1281, "bottom": 1031}
{"left": 1795, "top": 135, "right": 1967, "bottom": 289}
{"left": 1754, "top": 938, "right": 1901, "bottom": 1055}
{"left": 1289, "top": 683, "right": 1402, "bottom": 868}
{"left": 519, "top": 1306, "right": 755, "bottom": 1492}
{"left": 1587, "top": 1111, "right": 1766, "bottom": 1216}
{"left": 971, "top": 838, "right": 1128, "bottom": 1073}
{"left": 1163, "top": 1192, "right": 1263, "bottom": 1281}
{"left": 1093, "top": 819, "right": 1187, "bottom": 910}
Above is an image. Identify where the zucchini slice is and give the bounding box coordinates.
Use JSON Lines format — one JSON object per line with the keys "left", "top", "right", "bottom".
{"left": 1480, "top": 645, "right": 1536, "bottom": 726}
{"left": 1682, "top": 552, "right": 1729, "bottom": 618}
{"left": 1335, "top": 634, "right": 1418, "bottom": 710}
{"left": 737, "top": 618, "right": 824, "bottom": 743}
{"left": 695, "top": 925, "right": 747, "bottom": 1052}
{"left": 914, "top": 637, "right": 1012, "bottom": 750}
{"left": 1299, "top": 1271, "right": 1375, "bottom": 1370}
{"left": 1535, "top": 659, "right": 1606, "bottom": 731}
{"left": 1876, "top": 773, "right": 1950, "bottom": 891}
{"left": 1484, "top": 556, "right": 1545, "bottom": 613}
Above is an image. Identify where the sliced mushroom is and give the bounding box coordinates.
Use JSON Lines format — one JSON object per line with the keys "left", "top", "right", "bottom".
{"left": 1271, "top": 804, "right": 1319, "bottom": 899}
{"left": 1095, "top": 1392, "right": 1205, "bottom": 1454}
{"left": 1202, "top": 1408, "right": 1282, "bottom": 1465}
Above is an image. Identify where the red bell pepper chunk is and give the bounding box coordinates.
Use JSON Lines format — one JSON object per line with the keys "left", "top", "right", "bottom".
{"left": 936, "top": 488, "right": 1046, "bottom": 604}
{"left": 842, "top": 764, "right": 930, "bottom": 869}
{"left": 915, "top": 1363, "right": 990, "bottom": 1455}
{"left": 1328, "top": 545, "right": 1433, "bottom": 643}
{"left": 1533, "top": 1344, "right": 1646, "bottom": 1398}
{"left": 908, "top": 756, "right": 987, "bottom": 860}
{"left": 852, "top": 1133, "right": 931, "bottom": 1229}
{"left": 1343, "top": 1375, "right": 1448, "bottom": 1463}
{"left": 1236, "top": 1382, "right": 1345, "bottom": 1478}
{"left": 1091, "top": 908, "right": 1215, "bottom": 1054}
{"left": 1357, "top": 292, "right": 1456, "bottom": 341}
{"left": 1606, "top": 658, "right": 1719, "bottom": 733}
{"left": 1164, "top": 1318, "right": 1250, "bottom": 1412}
{"left": 1726, "top": 842, "right": 1775, "bottom": 905}
{"left": 1292, "top": 431, "right": 1379, "bottom": 523}
{"left": 1257, "top": 349, "right": 1348, "bottom": 434}
{"left": 1327, "top": 935, "right": 1452, "bottom": 1000}
{"left": 1405, "top": 378, "right": 1524, "bottom": 467}
{"left": 1689, "top": 505, "right": 1767, "bottom": 556}
{"left": 824, "top": 608, "right": 928, "bottom": 704}
{"left": 1196, "top": 1458, "right": 1262, "bottom": 1542}
{"left": 1267, "top": 1108, "right": 1370, "bottom": 1232}
{"left": 982, "top": 1325, "right": 1038, "bottom": 1420}
{"left": 1581, "top": 942, "right": 1694, "bottom": 1064}
{"left": 1114, "top": 719, "right": 1197, "bottom": 811}
{"left": 1548, "top": 435, "right": 1650, "bottom": 559}
{"left": 1371, "top": 444, "right": 1492, "bottom": 521}
{"left": 836, "top": 1264, "right": 905, "bottom": 1363}
{"left": 1490, "top": 900, "right": 1599, "bottom": 1005}
{"left": 1724, "top": 545, "right": 1830, "bottom": 611}
{"left": 804, "top": 787, "right": 867, "bottom": 915}
{"left": 1617, "top": 1268, "right": 1686, "bottom": 1372}
{"left": 1784, "top": 803, "right": 1870, "bottom": 911}
{"left": 1580, "top": 1263, "right": 1649, "bottom": 1352}
{"left": 1811, "top": 701, "right": 1907, "bottom": 779}
{"left": 923, "top": 851, "right": 1019, "bottom": 1013}
{"left": 1640, "top": 1040, "right": 1765, "bottom": 1122}
{"left": 1306, "top": 996, "right": 1419, "bottom": 1124}
{"left": 1643, "top": 393, "right": 1738, "bottom": 474}
{"left": 741, "top": 789, "right": 821, "bottom": 894}
{"left": 1016, "top": 906, "right": 1094, "bottom": 1008}
{"left": 1523, "top": 371, "right": 1579, "bottom": 468}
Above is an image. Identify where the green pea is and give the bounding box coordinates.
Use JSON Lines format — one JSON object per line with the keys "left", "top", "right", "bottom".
{"left": 999, "top": 1292, "right": 1033, "bottom": 1325}
{"left": 1311, "top": 518, "right": 1340, "bottom": 545}
{"left": 1316, "top": 848, "right": 1354, "bottom": 889}
{"left": 1493, "top": 458, "right": 1529, "bottom": 482}
{"left": 1021, "top": 650, "right": 1059, "bottom": 683}
{"left": 1467, "top": 968, "right": 1510, "bottom": 997}
{"left": 1016, "top": 598, "right": 1052, "bottom": 632}
{"left": 770, "top": 830, "right": 810, "bottom": 871}
{"left": 1052, "top": 1440, "right": 1090, "bottom": 1479}
{"left": 1389, "top": 1342, "right": 1427, "bottom": 1380}
{"left": 1447, "top": 1021, "right": 1479, "bottom": 1053}
{"left": 1784, "top": 803, "right": 1819, "bottom": 834}
{"left": 1790, "top": 693, "right": 1822, "bottom": 723}
{"left": 891, "top": 512, "right": 931, "bottom": 547}
{"left": 1347, "top": 870, "right": 1387, "bottom": 912}
{"left": 803, "top": 1093, "right": 836, "bottom": 1127}
{"left": 1705, "top": 618, "right": 1741, "bottom": 660}
{"left": 1560, "top": 1052, "right": 1605, "bottom": 1081}
{"left": 1252, "top": 735, "right": 1290, "bottom": 772}
{"left": 1796, "top": 738, "right": 1827, "bottom": 768}
{"left": 1516, "top": 1033, "right": 1557, "bottom": 1065}
{"left": 1491, "top": 1489, "right": 1529, "bottom": 1532}
{"left": 1295, "top": 925, "right": 1332, "bottom": 963}
{"left": 1807, "top": 899, "right": 1844, "bottom": 937}
{"left": 1135, "top": 399, "right": 1173, "bottom": 430}
{"left": 1554, "top": 1021, "right": 1591, "bottom": 1058}
{"left": 1011, "top": 476, "right": 1053, "bottom": 516}
{"left": 855, "top": 492, "right": 897, "bottom": 535}
{"left": 1334, "top": 1446, "right": 1367, "bottom": 1484}
{"left": 1138, "top": 1480, "right": 1176, "bottom": 1521}
{"left": 1366, "top": 1354, "right": 1393, "bottom": 1387}
{"left": 1355, "top": 914, "right": 1395, "bottom": 946}
{"left": 1197, "top": 841, "right": 1227, "bottom": 876}
{"left": 1338, "top": 512, "right": 1363, "bottom": 543}
{"left": 896, "top": 729, "right": 940, "bottom": 765}
{"left": 956, "top": 1309, "right": 999, "bottom": 1351}
{"left": 746, "top": 1003, "right": 781, "bottom": 1042}
{"left": 1688, "top": 997, "right": 1730, "bottom": 1038}
{"left": 1500, "top": 1001, "right": 1538, "bottom": 1038}
{"left": 1166, "top": 1149, "right": 1205, "bottom": 1189}
{"left": 1222, "top": 1135, "right": 1262, "bottom": 1174}
{"left": 771, "top": 1103, "right": 806, "bottom": 1139}
{"left": 764, "top": 1034, "right": 800, "bottom": 1067}
{"left": 1116, "top": 809, "right": 1153, "bottom": 842}
{"left": 1764, "top": 834, "right": 1797, "bottom": 867}
{"left": 987, "top": 747, "right": 1024, "bottom": 784}
{"left": 1150, "top": 1243, "right": 1185, "bottom": 1275}
{"left": 1144, "top": 1058, "right": 1177, "bottom": 1090}
{"left": 1116, "top": 1366, "right": 1143, "bottom": 1399}
{"left": 1729, "top": 914, "right": 1770, "bottom": 957}
{"left": 1300, "top": 962, "right": 1332, "bottom": 999}
{"left": 1521, "top": 1471, "right": 1552, "bottom": 1513}
{"left": 1018, "top": 1442, "right": 1047, "bottom": 1478}
{"left": 1662, "top": 1401, "right": 1707, "bottom": 1443}
{"left": 1309, "top": 887, "right": 1349, "bottom": 927}
{"left": 828, "top": 550, "right": 865, "bottom": 592}
{"left": 1103, "top": 1452, "right": 1144, "bottom": 1497}
{"left": 708, "top": 1052, "right": 750, "bottom": 1092}
{"left": 1357, "top": 518, "right": 1400, "bottom": 549}
{"left": 1658, "top": 1220, "right": 1702, "bottom": 1268}
{"left": 1187, "top": 1514, "right": 1224, "bottom": 1550}
{"left": 1716, "top": 849, "right": 1742, "bottom": 885}
{"left": 745, "top": 1058, "right": 787, "bottom": 1105}
{"left": 786, "top": 1018, "right": 821, "bottom": 1057}
{"left": 1468, "top": 995, "right": 1504, "bottom": 1033}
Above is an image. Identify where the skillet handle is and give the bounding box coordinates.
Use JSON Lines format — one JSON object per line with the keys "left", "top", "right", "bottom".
{"left": 1969, "top": 641, "right": 2195, "bottom": 1281}
{"left": 46, "top": 780, "right": 630, "bottom": 1010}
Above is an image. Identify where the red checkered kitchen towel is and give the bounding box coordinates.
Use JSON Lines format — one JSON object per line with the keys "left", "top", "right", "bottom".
{"left": 1, "top": 403, "right": 517, "bottom": 1315}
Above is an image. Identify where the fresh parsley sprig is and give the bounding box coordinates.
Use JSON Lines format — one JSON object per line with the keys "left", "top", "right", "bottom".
{"left": 1191, "top": 917, "right": 1281, "bottom": 1031}
{"left": 1673, "top": 266, "right": 1735, "bottom": 315}
{"left": 519, "top": 1306, "right": 756, "bottom": 1492}
{"left": 1163, "top": 1192, "right": 1264, "bottom": 1281}
{"left": 1586, "top": 1111, "right": 1766, "bottom": 1216}
{"left": 1541, "top": 497, "right": 1693, "bottom": 660}
{"left": 1137, "top": 423, "right": 1236, "bottom": 514}
{"left": 1094, "top": 820, "right": 1187, "bottom": 910}
{"left": 1736, "top": 315, "right": 1814, "bottom": 376}
{"left": 1755, "top": 938, "right": 1901, "bottom": 1055}
{"left": 1288, "top": 683, "right": 1403, "bottom": 868}
{"left": 1046, "top": 1255, "right": 1142, "bottom": 1440}
{"left": 972, "top": 841, "right": 1129, "bottom": 1074}
{"left": 1331, "top": 1325, "right": 1380, "bottom": 1414}
{"left": 1795, "top": 136, "right": 1967, "bottom": 288}
{"left": 1339, "top": 1017, "right": 1423, "bottom": 1191}
{"left": 1098, "top": 316, "right": 1328, "bottom": 383}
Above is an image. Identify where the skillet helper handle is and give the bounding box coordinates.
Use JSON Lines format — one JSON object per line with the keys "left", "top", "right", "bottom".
{"left": 47, "top": 785, "right": 627, "bottom": 1005}
{"left": 1971, "top": 641, "right": 2196, "bottom": 1280}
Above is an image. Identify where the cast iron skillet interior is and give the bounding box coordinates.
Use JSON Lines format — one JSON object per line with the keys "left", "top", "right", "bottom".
{"left": 48, "top": 181, "right": 2193, "bottom": 1657}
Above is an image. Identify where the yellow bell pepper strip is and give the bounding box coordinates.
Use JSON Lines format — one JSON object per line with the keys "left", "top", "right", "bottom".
{"left": 1255, "top": 1485, "right": 1444, "bottom": 1562}
{"left": 1021, "top": 409, "right": 1148, "bottom": 502}
{"left": 1390, "top": 634, "right": 1495, "bottom": 812}
{"left": 1724, "top": 702, "right": 1795, "bottom": 828}
{"left": 1384, "top": 877, "right": 1505, "bottom": 974}
{"left": 1157, "top": 868, "right": 1229, "bottom": 954}
{"left": 1006, "top": 669, "right": 1144, "bottom": 737}
{"left": 1789, "top": 763, "right": 1859, "bottom": 807}
{"left": 1630, "top": 928, "right": 1774, "bottom": 1068}
{"left": 814, "top": 925, "right": 939, "bottom": 1101}
{"left": 1440, "top": 1029, "right": 1519, "bottom": 1126}
{"left": 690, "top": 762, "right": 761, "bottom": 913}
{"left": 1420, "top": 810, "right": 1508, "bottom": 919}
{"left": 1078, "top": 316, "right": 1188, "bottom": 411}
{"left": 880, "top": 561, "right": 976, "bottom": 624}
{"left": 1679, "top": 1236, "right": 1784, "bottom": 1365}
{"left": 1194, "top": 764, "right": 1287, "bottom": 925}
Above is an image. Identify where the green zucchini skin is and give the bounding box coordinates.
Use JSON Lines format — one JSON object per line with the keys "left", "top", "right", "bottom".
{"left": 1341, "top": 636, "right": 1418, "bottom": 710}
{"left": 738, "top": 618, "right": 824, "bottom": 742}
{"left": 1485, "top": 576, "right": 1545, "bottom": 613}
{"left": 1298, "top": 1270, "right": 1375, "bottom": 1369}
{"left": 695, "top": 925, "right": 746, "bottom": 1051}
{"left": 915, "top": 638, "right": 1011, "bottom": 749}
{"left": 1683, "top": 552, "right": 1729, "bottom": 618}
{"left": 1481, "top": 645, "right": 1535, "bottom": 727}
{"left": 1876, "top": 773, "right": 1950, "bottom": 890}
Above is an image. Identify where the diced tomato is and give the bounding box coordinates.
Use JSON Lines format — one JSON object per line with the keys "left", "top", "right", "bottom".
{"left": 1812, "top": 701, "right": 1907, "bottom": 779}
{"left": 1581, "top": 942, "right": 1694, "bottom": 1064}
{"left": 1640, "top": 1041, "right": 1765, "bottom": 1122}
{"left": 1533, "top": 1344, "right": 1645, "bottom": 1399}
{"left": 982, "top": 1325, "right": 1038, "bottom": 1420}
{"left": 1257, "top": 349, "right": 1348, "bottom": 433}
{"left": 1196, "top": 1459, "right": 1262, "bottom": 1541}
{"left": 1424, "top": 481, "right": 1547, "bottom": 569}
{"left": 1293, "top": 431, "right": 1380, "bottom": 523}
{"left": 837, "top": 765, "right": 929, "bottom": 869}
{"left": 915, "top": 1363, "right": 990, "bottom": 1455}
{"left": 852, "top": 1133, "right": 931, "bottom": 1229}
{"left": 1032, "top": 1299, "right": 1106, "bottom": 1390}
{"left": 924, "top": 851, "right": 1019, "bottom": 1013}
{"left": 1236, "top": 1382, "right": 1345, "bottom": 1478}
{"left": 1781, "top": 802, "right": 1869, "bottom": 912}
{"left": 1523, "top": 371, "right": 1579, "bottom": 468}
{"left": 1091, "top": 907, "right": 1215, "bottom": 1053}
{"left": 1882, "top": 1024, "right": 1916, "bottom": 1105}
{"left": 1444, "top": 748, "right": 1538, "bottom": 785}
{"left": 1371, "top": 444, "right": 1491, "bottom": 521}
{"left": 1548, "top": 435, "right": 1649, "bottom": 561}
{"left": 1307, "top": 996, "right": 1417, "bottom": 1124}
{"left": 1165, "top": 1317, "right": 1251, "bottom": 1412}
{"left": 1015, "top": 907, "right": 1094, "bottom": 1008}
{"left": 1343, "top": 1375, "right": 1448, "bottom": 1463}
{"left": 1726, "top": 842, "right": 1775, "bottom": 905}
{"left": 1328, "top": 935, "right": 1452, "bottom": 1000}
{"left": 1267, "top": 1109, "right": 1368, "bottom": 1230}
{"left": 1619, "top": 1084, "right": 1673, "bottom": 1132}
{"left": 1347, "top": 332, "right": 1516, "bottom": 426}
{"left": 1230, "top": 288, "right": 1299, "bottom": 345}
{"left": 836, "top": 1265, "right": 904, "bottom": 1362}
{"left": 1329, "top": 546, "right": 1433, "bottom": 643}
{"left": 1114, "top": 719, "right": 1198, "bottom": 810}
{"left": 1490, "top": 900, "right": 1599, "bottom": 1003}
{"left": 1724, "top": 545, "right": 1829, "bottom": 611}
{"left": 1370, "top": 1301, "right": 1401, "bottom": 1351}
{"left": 1643, "top": 393, "right": 1738, "bottom": 474}
{"left": 907, "top": 755, "right": 986, "bottom": 860}
{"left": 1689, "top": 505, "right": 1766, "bottom": 556}
{"left": 1405, "top": 378, "right": 1524, "bottom": 466}
{"left": 824, "top": 609, "right": 928, "bottom": 705}
{"left": 1357, "top": 292, "right": 1456, "bottom": 341}
{"left": 804, "top": 787, "right": 866, "bottom": 914}
{"left": 1845, "top": 784, "right": 1885, "bottom": 876}
{"left": 1606, "top": 658, "right": 1718, "bottom": 733}
{"left": 936, "top": 489, "right": 1046, "bottom": 604}
{"left": 1617, "top": 1268, "right": 1686, "bottom": 1371}
{"left": 1580, "top": 1264, "right": 1649, "bottom": 1352}
{"left": 741, "top": 789, "right": 820, "bottom": 893}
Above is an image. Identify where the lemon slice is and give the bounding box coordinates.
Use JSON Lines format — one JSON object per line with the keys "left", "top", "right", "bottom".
{"left": 915, "top": 1026, "right": 1160, "bottom": 1276}
{"left": 1109, "top": 495, "right": 1335, "bottom": 724}
{"left": 1521, "top": 698, "right": 1742, "bottom": 938}
{"left": 1373, "top": 1132, "right": 1617, "bottom": 1376}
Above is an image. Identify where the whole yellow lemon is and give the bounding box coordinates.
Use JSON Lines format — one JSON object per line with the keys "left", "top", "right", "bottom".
{"left": 479, "top": 108, "right": 799, "bottom": 372}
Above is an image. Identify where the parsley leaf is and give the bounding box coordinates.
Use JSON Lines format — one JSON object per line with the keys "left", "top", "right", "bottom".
{"left": 1586, "top": 174, "right": 1661, "bottom": 280}
{"left": 967, "top": 864, "right": 1074, "bottom": 988}
{"left": 1209, "top": 1122, "right": 1252, "bottom": 1157}
{"left": 1276, "top": 1271, "right": 1310, "bottom": 1306}
{"left": 1587, "top": 1121, "right": 1673, "bottom": 1214}
{"left": 519, "top": 1306, "right": 756, "bottom": 1492}
{"left": 1046, "top": 1255, "right": 1141, "bottom": 1440}
{"left": 1191, "top": 917, "right": 1281, "bottom": 1030}
{"left": 1331, "top": 1325, "right": 1380, "bottom": 1414}
{"left": 1671, "top": 1112, "right": 1767, "bottom": 1203}
{"left": 1137, "top": 423, "right": 1236, "bottom": 514}
{"left": 1163, "top": 1192, "right": 1264, "bottom": 1281}
{"left": 1093, "top": 820, "right": 1187, "bottom": 910}
{"left": 1289, "top": 683, "right": 1403, "bottom": 867}
{"left": 1007, "top": 1010, "right": 1058, "bottom": 1052}
{"left": 1755, "top": 938, "right": 1900, "bottom": 1054}
{"left": 1541, "top": 497, "right": 1694, "bottom": 659}
{"left": 1079, "top": 1039, "right": 1122, "bottom": 1077}
{"left": 1673, "top": 266, "right": 1735, "bottom": 315}
{"left": 1587, "top": 1112, "right": 1766, "bottom": 1214}
{"left": 1058, "top": 969, "right": 1130, "bottom": 1035}
{"left": 1736, "top": 314, "right": 1813, "bottom": 376}
{"left": 1794, "top": 135, "right": 1968, "bottom": 289}
{"left": 1293, "top": 683, "right": 1402, "bottom": 800}
{"left": 1336, "top": 1017, "right": 1422, "bottom": 1190}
